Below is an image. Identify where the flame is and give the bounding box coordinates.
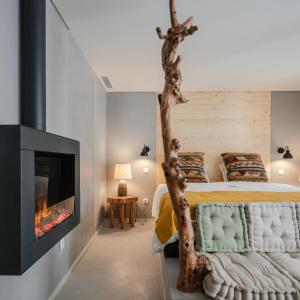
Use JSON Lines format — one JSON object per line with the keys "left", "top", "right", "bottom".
{"left": 35, "top": 198, "right": 73, "bottom": 239}
{"left": 41, "top": 200, "right": 49, "bottom": 218}
{"left": 35, "top": 198, "right": 49, "bottom": 229}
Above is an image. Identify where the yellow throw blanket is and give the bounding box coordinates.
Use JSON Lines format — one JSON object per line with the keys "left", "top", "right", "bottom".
{"left": 155, "top": 191, "right": 300, "bottom": 244}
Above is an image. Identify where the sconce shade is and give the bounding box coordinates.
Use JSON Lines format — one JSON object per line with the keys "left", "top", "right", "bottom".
{"left": 140, "top": 145, "right": 150, "bottom": 157}
{"left": 283, "top": 149, "right": 293, "bottom": 159}
{"left": 113, "top": 164, "right": 132, "bottom": 180}
{"left": 278, "top": 146, "right": 293, "bottom": 159}
{"left": 278, "top": 147, "right": 285, "bottom": 154}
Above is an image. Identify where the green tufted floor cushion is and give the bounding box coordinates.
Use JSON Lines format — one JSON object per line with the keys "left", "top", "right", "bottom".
{"left": 195, "top": 203, "right": 250, "bottom": 252}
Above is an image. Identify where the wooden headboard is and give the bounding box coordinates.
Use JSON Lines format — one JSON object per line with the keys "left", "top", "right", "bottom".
{"left": 156, "top": 91, "right": 271, "bottom": 185}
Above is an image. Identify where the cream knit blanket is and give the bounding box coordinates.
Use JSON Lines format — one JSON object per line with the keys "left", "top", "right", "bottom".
{"left": 202, "top": 252, "right": 300, "bottom": 300}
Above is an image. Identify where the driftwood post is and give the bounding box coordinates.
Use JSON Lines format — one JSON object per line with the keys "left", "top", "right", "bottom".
{"left": 156, "top": 0, "right": 210, "bottom": 292}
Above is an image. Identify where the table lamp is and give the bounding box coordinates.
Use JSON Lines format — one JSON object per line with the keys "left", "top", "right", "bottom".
{"left": 113, "top": 164, "right": 132, "bottom": 196}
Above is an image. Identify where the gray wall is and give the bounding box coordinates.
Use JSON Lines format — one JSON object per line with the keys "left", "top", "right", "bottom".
{"left": 0, "top": 0, "right": 19, "bottom": 124}
{"left": 0, "top": 2, "right": 107, "bottom": 299}
{"left": 94, "top": 79, "right": 107, "bottom": 229}
{"left": 107, "top": 92, "right": 157, "bottom": 218}
{"left": 271, "top": 92, "right": 300, "bottom": 186}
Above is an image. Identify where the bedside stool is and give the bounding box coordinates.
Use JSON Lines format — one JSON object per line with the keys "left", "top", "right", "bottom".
{"left": 107, "top": 195, "right": 138, "bottom": 229}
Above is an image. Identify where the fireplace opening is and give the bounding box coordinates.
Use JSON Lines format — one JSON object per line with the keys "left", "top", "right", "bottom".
{"left": 35, "top": 152, "right": 75, "bottom": 239}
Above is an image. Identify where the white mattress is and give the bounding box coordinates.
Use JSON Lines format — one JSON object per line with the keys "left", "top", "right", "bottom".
{"left": 151, "top": 182, "right": 300, "bottom": 254}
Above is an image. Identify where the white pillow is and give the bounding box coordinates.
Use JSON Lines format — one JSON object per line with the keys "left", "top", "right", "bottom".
{"left": 219, "top": 163, "right": 228, "bottom": 182}
{"left": 247, "top": 202, "right": 300, "bottom": 252}
{"left": 204, "top": 164, "right": 210, "bottom": 183}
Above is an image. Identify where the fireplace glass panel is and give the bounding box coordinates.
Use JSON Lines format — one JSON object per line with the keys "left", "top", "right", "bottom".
{"left": 35, "top": 152, "right": 75, "bottom": 239}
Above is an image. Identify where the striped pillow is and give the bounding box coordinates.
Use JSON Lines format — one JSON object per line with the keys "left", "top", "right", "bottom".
{"left": 221, "top": 152, "right": 268, "bottom": 182}
{"left": 178, "top": 152, "right": 208, "bottom": 183}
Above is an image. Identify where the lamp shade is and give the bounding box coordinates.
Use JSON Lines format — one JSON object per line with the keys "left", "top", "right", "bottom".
{"left": 113, "top": 164, "right": 132, "bottom": 180}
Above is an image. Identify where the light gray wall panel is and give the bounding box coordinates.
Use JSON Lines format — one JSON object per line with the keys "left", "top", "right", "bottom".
{"left": 0, "top": 0, "right": 19, "bottom": 124}
{"left": 271, "top": 92, "right": 300, "bottom": 186}
{"left": 107, "top": 92, "right": 157, "bottom": 218}
{"left": 68, "top": 35, "right": 94, "bottom": 231}
{"left": 46, "top": 0, "right": 70, "bottom": 136}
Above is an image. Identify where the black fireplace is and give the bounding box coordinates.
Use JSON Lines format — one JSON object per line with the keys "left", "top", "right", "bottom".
{"left": 0, "top": 126, "right": 80, "bottom": 275}
{"left": 0, "top": 0, "right": 80, "bottom": 275}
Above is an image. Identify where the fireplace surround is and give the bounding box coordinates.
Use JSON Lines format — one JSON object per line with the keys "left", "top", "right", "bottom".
{"left": 0, "top": 126, "right": 80, "bottom": 275}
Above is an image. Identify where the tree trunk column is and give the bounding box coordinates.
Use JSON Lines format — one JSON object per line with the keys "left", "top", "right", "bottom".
{"left": 156, "top": 0, "right": 211, "bottom": 292}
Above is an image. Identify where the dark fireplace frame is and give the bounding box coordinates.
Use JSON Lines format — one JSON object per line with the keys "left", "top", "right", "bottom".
{"left": 0, "top": 126, "right": 80, "bottom": 275}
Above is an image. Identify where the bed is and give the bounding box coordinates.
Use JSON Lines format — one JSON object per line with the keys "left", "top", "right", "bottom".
{"left": 151, "top": 182, "right": 300, "bottom": 254}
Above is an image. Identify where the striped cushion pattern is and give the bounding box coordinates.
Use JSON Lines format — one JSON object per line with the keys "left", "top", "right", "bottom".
{"left": 178, "top": 152, "right": 207, "bottom": 183}
{"left": 221, "top": 152, "right": 268, "bottom": 182}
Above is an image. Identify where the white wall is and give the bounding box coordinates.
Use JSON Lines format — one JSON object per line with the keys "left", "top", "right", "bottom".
{"left": 0, "top": 2, "right": 107, "bottom": 299}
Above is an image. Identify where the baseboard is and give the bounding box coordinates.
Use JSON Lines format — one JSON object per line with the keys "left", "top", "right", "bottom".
{"left": 48, "top": 221, "right": 105, "bottom": 300}
{"left": 97, "top": 220, "right": 106, "bottom": 233}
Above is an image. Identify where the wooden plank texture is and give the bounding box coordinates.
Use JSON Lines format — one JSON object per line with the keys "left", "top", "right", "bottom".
{"left": 156, "top": 92, "right": 271, "bottom": 184}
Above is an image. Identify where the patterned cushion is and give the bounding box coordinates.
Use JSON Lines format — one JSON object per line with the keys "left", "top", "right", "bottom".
{"left": 221, "top": 152, "right": 268, "bottom": 182}
{"left": 178, "top": 152, "right": 208, "bottom": 183}
{"left": 247, "top": 202, "right": 300, "bottom": 252}
{"left": 195, "top": 203, "right": 250, "bottom": 252}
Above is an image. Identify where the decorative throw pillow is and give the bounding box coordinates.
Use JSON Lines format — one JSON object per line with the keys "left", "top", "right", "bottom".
{"left": 247, "top": 202, "right": 300, "bottom": 252}
{"left": 221, "top": 152, "right": 268, "bottom": 182}
{"left": 178, "top": 152, "right": 208, "bottom": 183}
{"left": 195, "top": 203, "right": 250, "bottom": 252}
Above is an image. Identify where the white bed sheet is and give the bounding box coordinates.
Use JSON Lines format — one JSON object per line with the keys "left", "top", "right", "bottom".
{"left": 151, "top": 182, "right": 300, "bottom": 254}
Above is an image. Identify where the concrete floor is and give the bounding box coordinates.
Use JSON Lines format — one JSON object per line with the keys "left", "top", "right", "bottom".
{"left": 55, "top": 220, "right": 162, "bottom": 300}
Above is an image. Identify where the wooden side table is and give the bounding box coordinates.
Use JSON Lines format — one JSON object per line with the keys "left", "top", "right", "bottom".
{"left": 107, "top": 195, "right": 138, "bottom": 229}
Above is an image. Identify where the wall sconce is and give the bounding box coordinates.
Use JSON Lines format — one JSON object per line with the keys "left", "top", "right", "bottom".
{"left": 140, "top": 145, "right": 150, "bottom": 157}
{"left": 278, "top": 146, "right": 293, "bottom": 159}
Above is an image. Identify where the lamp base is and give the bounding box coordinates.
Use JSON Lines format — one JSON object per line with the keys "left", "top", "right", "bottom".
{"left": 118, "top": 180, "right": 127, "bottom": 197}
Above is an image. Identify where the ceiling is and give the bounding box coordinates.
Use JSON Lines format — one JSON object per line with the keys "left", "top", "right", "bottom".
{"left": 54, "top": 0, "right": 300, "bottom": 92}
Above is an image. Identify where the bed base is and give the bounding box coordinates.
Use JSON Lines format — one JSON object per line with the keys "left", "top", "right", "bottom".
{"left": 159, "top": 253, "right": 211, "bottom": 300}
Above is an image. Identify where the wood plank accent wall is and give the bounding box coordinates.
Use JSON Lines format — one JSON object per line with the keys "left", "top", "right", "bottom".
{"left": 156, "top": 92, "right": 271, "bottom": 184}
